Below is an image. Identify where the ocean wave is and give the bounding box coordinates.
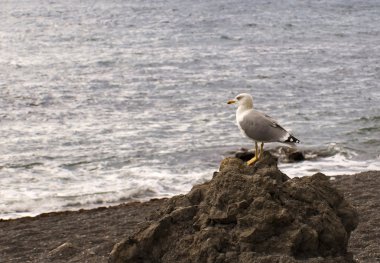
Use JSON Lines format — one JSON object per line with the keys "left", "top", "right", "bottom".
{"left": 0, "top": 166, "right": 213, "bottom": 219}
{"left": 280, "top": 153, "right": 380, "bottom": 178}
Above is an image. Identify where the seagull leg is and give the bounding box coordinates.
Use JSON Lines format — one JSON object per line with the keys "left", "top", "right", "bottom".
{"left": 258, "top": 142, "right": 264, "bottom": 159}
{"left": 255, "top": 141, "right": 258, "bottom": 157}
{"left": 247, "top": 142, "right": 259, "bottom": 166}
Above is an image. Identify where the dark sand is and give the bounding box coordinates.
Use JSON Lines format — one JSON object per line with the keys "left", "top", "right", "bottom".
{"left": 0, "top": 171, "right": 379, "bottom": 263}
{"left": 332, "top": 171, "right": 380, "bottom": 262}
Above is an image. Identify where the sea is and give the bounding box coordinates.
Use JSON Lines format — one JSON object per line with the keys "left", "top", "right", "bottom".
{"left": 1, "top": 0, "right": 379, "bottom": 219}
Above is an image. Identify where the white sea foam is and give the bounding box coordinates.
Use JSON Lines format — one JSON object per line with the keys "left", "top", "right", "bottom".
{"left": 280, "top": 153, "right": 380, "bottom": 178}
{"left": 0, "top": 164, "right": 213, "bottom": 219}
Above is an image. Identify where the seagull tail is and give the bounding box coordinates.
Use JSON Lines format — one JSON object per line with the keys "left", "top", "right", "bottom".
{"left": 283, "top": 134, "right": 300, "bottom": 144}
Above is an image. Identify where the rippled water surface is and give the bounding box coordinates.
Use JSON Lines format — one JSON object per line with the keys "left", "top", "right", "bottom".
{"left": 1, "top": 0, "right": 380, "bottom": 218}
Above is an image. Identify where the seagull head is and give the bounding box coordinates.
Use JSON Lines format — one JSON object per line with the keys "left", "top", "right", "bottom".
{"left": 227, "top": 93, "right": 253, "bottom": 109}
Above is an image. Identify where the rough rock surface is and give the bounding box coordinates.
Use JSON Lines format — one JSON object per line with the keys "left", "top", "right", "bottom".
{"left": 109, "top": 153, "right": 358, "bottom": 263}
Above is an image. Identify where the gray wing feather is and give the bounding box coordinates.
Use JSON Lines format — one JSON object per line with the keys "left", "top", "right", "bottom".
{"left": 238, "top": 110, "right": 289, "bottom": 142}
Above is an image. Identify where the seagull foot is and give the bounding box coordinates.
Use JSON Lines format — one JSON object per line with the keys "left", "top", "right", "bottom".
{"left": 246, "top": 156, "right": 258, "bottom": 166}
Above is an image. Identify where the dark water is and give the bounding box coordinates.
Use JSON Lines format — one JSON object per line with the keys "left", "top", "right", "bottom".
{"left": 0, "top": 0, "right": 379, "bottom": 218}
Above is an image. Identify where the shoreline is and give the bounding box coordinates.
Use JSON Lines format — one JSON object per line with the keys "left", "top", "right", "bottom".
{"left": 2, "top": 147, "right": 379, "bottom": 220}
{"left": 0, "top": 170, "right": 379, "bottom": 262}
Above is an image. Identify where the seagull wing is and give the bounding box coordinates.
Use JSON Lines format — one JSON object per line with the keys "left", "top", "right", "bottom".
{"left": 238, "top": 110, "right": 299, "bottom": 143}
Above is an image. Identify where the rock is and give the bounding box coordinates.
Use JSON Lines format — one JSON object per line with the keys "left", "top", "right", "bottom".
{"left": 109, "top": 153, "right": 358, "bottom": 263}
{"left": 233, "top": 147, "right": 305, "bottom": 163}
{"left": 46, "top": 242, "right": 79, "bottom": 261}
{"left": 288, "top": 150, "right": 305, "bottom": 162}
{"left": 234, "top": 148, "right": 255, "bottom": 162}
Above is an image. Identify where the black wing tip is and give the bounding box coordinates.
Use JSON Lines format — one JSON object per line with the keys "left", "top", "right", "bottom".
{"left": 284, "top": 135, "right": 300, "bottom": 144}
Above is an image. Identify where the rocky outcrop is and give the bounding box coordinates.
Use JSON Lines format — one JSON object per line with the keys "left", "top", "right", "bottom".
{"left": 109, "top": 153, "right": 358, "bottom": 263}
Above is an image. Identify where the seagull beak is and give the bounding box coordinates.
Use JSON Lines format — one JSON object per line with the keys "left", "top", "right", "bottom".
{"left": 227, "top": 99, "right": 236, "bottom": 104}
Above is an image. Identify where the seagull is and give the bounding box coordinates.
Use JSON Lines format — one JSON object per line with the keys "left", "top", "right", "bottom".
{"left": 228, "top": 93, "right": 300, "bottom": 165}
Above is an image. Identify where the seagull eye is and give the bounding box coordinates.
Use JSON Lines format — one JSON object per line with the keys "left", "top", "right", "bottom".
{"left": 236, "top": 96, "right": 242, "bottom": 100}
